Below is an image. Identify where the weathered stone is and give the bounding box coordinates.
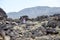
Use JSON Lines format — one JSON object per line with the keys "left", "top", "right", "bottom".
{"left": 47, "top": 21, "right": 57, "bottom": 28}
{"left": 54, "top": 38, "right": 60, "bottom": 40}
{"left": 0, "top": 8, "right": 7, "bottom": 20}
{"left": 46, "top": 28, "right": 59, "bottom": 35}
{"left": 23, "top": 32, "right": 32, "bottom": 38}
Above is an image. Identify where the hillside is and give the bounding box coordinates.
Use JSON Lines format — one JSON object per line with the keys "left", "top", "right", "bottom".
{"left": 7, "top": 6, "right": 60, "bottom": 19}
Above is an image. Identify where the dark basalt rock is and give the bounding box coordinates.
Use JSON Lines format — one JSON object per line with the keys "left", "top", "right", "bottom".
{"left": 46, "top": 28, "right": 59, "bottom": 35}
{"left": 0, "top": 8, "right": 7, "bottom": 20}
{"left": 46, "top": 21, "right": 57, "bottom": 28}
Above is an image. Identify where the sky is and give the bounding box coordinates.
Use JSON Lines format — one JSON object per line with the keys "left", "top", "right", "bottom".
{"left": 0, "top": 0, "right": 60, "bottom": 13}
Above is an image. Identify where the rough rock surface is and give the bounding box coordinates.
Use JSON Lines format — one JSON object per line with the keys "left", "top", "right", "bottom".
{"left": 0, "top": 10, "right": 60, "bottom": 40}
{"left": 0, "top": 8, "right": 7, "bottom": 20}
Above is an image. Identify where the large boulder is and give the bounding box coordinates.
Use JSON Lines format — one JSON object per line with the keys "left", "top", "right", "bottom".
{"left": 0, "top": 31, "right": 5, "bottom": 40}
{"left": 46, "top": 21, "right": 57, "bottom": 28}
{"left": 0, "top": 8, "right": 7, "bottom": 20}
{"left": 46, "top": 28, "right": 59, "bottom": 35}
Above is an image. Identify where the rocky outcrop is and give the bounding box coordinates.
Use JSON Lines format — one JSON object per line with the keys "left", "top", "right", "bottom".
{"left": 0, "top": 8, "right": 7, "bottom": 20}
{"left": 0, "top": 11, "right": 60, "bottom": 40}
{"left": 0, "top": 20, "right": 59, "bottom": 40}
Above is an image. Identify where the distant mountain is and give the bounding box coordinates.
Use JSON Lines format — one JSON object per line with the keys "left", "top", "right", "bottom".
{"left": 7, "top": 6, "right": 60, "bottom": 19}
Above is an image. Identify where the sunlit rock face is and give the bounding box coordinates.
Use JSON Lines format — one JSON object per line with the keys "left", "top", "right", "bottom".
{"left": 0, "top": 8, "right": 7, "bottom": 20}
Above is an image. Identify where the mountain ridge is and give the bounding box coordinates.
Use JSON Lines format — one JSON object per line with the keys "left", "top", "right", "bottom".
{"left": 7, "top": 6, "right": 60, "bottom": 19}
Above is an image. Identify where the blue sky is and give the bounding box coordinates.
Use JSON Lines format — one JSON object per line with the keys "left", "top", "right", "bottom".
{"left": 0, "top": 0, "right": 60, "bottom": 13}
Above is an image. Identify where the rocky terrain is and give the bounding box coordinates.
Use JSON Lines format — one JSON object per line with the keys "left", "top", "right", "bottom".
{"left": 0, "top": 8, "right": 60, "bottom": 40}
{"left": 1, "top": 19, "right": 60, "bottom": 40}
